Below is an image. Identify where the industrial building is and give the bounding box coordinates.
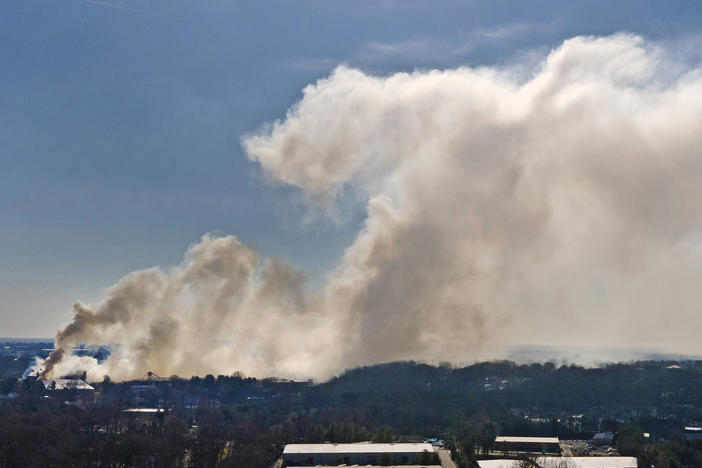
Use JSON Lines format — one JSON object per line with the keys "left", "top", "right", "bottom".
{"left": 282, "top": 443, "right": 437, "bottom": 466}
{"left": 590, "top": 432, "right": 614, "bottom": 446}
{"left": 685, "top": 426, "right": 702, "bottom": 442}
{"left": 494, "top": 436, "right": 561, "bottom": 455}
{"left": 286, "top": 466, "right": 436, "bottom": 468}
{"left": 478, "top": 457, "right": 637, "bottom": 468}
{"left": 41, "top": 378, "right": 94, "bottom": 391}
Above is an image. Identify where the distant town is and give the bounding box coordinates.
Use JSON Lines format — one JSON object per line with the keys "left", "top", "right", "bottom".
{"left": 1, "top": 339, "right": 702, "bottom": 467}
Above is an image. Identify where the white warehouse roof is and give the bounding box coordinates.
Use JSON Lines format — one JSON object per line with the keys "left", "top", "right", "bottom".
{"left": 41, "top": 379, "right": 94, "bottom": 391}
{"left": 123, "top": 408, "right": 165, "bottom": 413}
{"left": 283, "top": 443, "right": 435, "bottom": 454}
{"left": 495, "top": 436, "right": 559, "bottom": 444}
{"left": 478, "top": 457, "right": 637, "bottom": 468}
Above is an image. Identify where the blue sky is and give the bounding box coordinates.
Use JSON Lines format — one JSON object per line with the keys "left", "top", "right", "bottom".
{"left": 2, "top": 0, "right": 701, "bottom": 337}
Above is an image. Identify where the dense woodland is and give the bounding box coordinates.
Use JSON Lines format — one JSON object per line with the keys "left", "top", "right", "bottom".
{"left": 1, "top": 358, "right": 702, "bottom": 467}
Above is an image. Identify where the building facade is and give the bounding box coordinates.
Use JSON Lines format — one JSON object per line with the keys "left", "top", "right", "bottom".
{"left": 282, "top": 443, "right": 437, "bottom": 466}
{"left": 494, "top": 436, "right": 561, "bottom": 455}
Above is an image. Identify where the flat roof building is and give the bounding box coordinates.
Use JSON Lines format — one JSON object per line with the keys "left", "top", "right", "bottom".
{"left": 282, "top": 443, "right": 438, "bottom": 466}
{"left": 478, "top": 457, "right": 636, "bottom": 468}
{"left": 41, "top": 379, "right": 94, "bottom": 391}
{"left": 123, "top": 408, "right": 165, "bottom": 413}
{"left": 494, "top": 436, "right": 561, "bottom": 455}
{"left": 684, "top": 426, "right": 702, "bottom": 442}
{"left": 591, "top": 432, "right": 614, "bottom": 446}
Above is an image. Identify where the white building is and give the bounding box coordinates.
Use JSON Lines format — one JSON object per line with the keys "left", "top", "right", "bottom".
{"left": 478, "top": 457, "right": 637, "bottom": 468}
{"left": 41, "top": 378, "right": 94, "bottom": 391}
{"left": 282, "top": 443, "right": 437, "bottom": 466}
{"left": 494, "top": 436, "right": 561, "bottom": 455}
{"left": 684, "top": 426, "right": 702, "bottom": 442}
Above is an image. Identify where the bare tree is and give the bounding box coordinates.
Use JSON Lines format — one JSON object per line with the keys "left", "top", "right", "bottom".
{"left": 516, "top": 454, "right": 542, "bottom": 468}
{"left": 516, "top": 456, "right": 576, "bottom": 468}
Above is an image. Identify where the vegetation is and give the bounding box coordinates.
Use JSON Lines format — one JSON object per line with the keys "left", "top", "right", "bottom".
{"left": 0, "top": 360, "right": 701, "bottom": 467}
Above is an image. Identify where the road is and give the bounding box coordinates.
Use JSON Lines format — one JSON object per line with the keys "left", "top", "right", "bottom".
{"left": 438, "top": 448, "right": 458, "bottom": 468}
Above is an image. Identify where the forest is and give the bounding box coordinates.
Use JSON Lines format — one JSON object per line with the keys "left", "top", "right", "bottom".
{"left": 1, "top": 358, "right": 702, "bottom": 467}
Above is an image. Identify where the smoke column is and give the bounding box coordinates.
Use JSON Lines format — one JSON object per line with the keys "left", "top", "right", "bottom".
{"left": 41, "top": 34, "right": 702, "bottom": 381}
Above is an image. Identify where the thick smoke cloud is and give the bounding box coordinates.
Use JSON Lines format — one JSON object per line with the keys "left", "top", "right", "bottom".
{"left": 42, "top": 34, "right": 702, "bottom": 381}
{"left": 40, "top": 235, "right": 335, "bottom": 381}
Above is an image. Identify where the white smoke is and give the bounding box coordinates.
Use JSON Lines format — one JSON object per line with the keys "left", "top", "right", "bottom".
{"left": 43, "top": 34, "right": 702, "bottom": 381}
{"left": 41, "top": 235, "right": 336, "bottom": 381}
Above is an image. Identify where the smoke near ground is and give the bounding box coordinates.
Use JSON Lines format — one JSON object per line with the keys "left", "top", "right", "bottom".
{"left": 39, "top": 235, "right": 334, "bottom": 380}
{"left": 40, "top": 34, "right": 702, "bottom": 381}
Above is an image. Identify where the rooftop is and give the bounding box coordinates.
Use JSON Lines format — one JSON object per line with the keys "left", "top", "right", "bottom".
{"left": 283, "top": 443, "right": 435, "bottom": 454}
{"left": 478, "top": 457, "right": 637, "bottom": 468}
{"left": 123, "top": 408, "right": 165, "bottom": 413}
{"left": 495, "top": 436, "right": 559, "bottom": 444}
{"left": 41, "top": 379, "right": 94, "bottom": 391}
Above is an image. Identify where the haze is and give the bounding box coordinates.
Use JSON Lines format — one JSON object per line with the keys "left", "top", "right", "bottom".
{"left": 3, "top": 1, "right": 702, "bottom": 381}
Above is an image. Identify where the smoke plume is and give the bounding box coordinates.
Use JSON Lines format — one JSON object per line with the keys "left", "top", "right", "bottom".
{"left": 41, "top": 34, "right": 702, "bottom": 381}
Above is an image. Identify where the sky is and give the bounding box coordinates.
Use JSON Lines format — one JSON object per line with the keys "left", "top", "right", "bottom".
{"left": 2, "top": 0, "right": 702, "bottom": 340}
